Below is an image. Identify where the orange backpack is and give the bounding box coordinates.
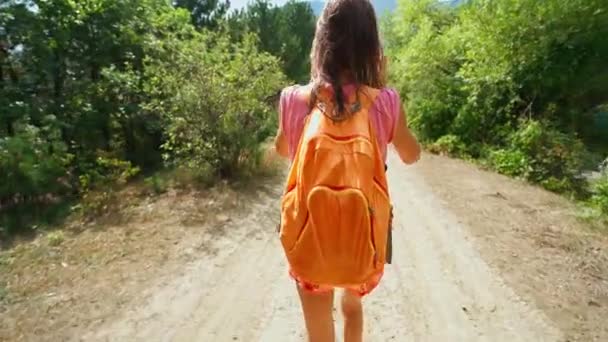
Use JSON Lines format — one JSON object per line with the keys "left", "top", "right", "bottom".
{"left": 279, "top": 85, "right": 391, "bottom": 287}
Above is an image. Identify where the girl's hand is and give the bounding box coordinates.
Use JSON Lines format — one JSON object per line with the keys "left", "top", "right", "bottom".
{"left": 274, "top": 129, "right": 289, "bottom": 158}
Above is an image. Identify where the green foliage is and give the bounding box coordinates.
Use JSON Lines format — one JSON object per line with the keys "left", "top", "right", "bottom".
{"left": 74, "top": 155, "right": 140, "bottom": 218}
{"left": 0, "top": 119, "right": 73, "bottom": 236}
{"left": 580, "top": 168, "right": 608, "bottom": 228}
{"left": 385, "top": 0, "right": 608, "bottom": 203}
{"left": 47, "top": 231, "right": 65, "bottom": 247}
{"left": 146, "top": 31, "right": 286, "bottom": 179}
{"left": 589, "top": 172, "right": 608, "bottom": 216}
{"left": 227, "top": 0, "right": 316, "bottom": 83}
{"left": 427, "top": 134, "right": 468, "bottom": 157}
{"left": 482, "top": 121, "right": 588, "bottom": 194}
{"left": 486, "top": 149, "right": 530, "bottom": 178}
{"left": 383, "top": 0, "right": 462, "bottom": 142}
{"left": 173, "top": 0, "right": 230, "bottom": 29}
{"left": 78, "top": 156, "right": 141, "bottom": 193}
{"left": 1, "top": 0, "right": 290, "bottom": 235}
{"left": 511, "top": 121, "right": 589, "bottom": 194}
{"left": 144, "top": 175, "right": 168, "bottom": 195}
{"left": 0, "top": 0, "right": 170, "bottom": 233}
{"left": 0, "top": 119, "right": 72, "bottom": 201}
{"left": 582, "top": 108, "right": 608, "bottom": 154}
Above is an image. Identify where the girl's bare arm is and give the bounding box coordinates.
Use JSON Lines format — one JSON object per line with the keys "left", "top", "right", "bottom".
{"left": 392, "top": 104, "right": 421, "bottom": 164}
{"left": 274, "top": 113, "right": 289, "bottom": 158}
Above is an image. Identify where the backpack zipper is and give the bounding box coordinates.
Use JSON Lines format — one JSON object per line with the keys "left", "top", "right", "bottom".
{"left": 369, "top": 206, "right": 378, "bottom": 266}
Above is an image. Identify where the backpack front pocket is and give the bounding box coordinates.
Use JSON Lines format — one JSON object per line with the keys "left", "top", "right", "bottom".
{"left": 286, "top": 186, "right": 376, "bottom": 285}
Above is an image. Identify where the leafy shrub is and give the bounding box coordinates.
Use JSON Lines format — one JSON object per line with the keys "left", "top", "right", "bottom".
{"left": 385, "top": 0, "right": 607, "bottom": 205}
{"left": 78, "top": 156, "right": 140, "bottom": 192}
{"left": 509, "top": 120, "right": 588, "bottom": 195}
{"left": 0, "top": 120, "right": 72, "bottom": 201}
{"left": 75, "top": 156, "right": 140, "bottom": 218}
{"left": 486, "top": 149, "right": 530, "bottom": 178}
{"left": 589, "top": 173, "right": 608, "bottom": 216}
{"left": 1, "top": 0, "right": 293, "bottom": 237}
{"left": 481, "top": 120, "right": 590, "bottom": 195}
{"left": 146, "top": 31, "right": 286, "bottom": 181}
{"left": 427, "top": 134, "right": 468, "bottom": 157}
{"left": 0, "top": 120, "right": 73, "bottom": 236}
{"left": 384, "top": 3, "right": 464, "bottom": 142}
{"left": 602, "top": 158, "right": 608, "bottom": 173}
{"left": 143, "top": 175, "right": 169, "bottom": 195}
{"left": 580, "top": 170, "right": 608, "bottom": 228}
{"left": 47, "top": 231, "right": 65, "bottom": 247}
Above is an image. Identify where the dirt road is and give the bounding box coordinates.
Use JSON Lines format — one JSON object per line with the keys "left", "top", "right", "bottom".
{"left": 81, "top": 152, "right": 566, "bottom": 342}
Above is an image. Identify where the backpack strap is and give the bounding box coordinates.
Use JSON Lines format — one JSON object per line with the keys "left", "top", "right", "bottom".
{"left": 296, "top": 84, "right": 383, "bottom": 160}
{"left": 358, "top": 86, "right": 382, "bottom": 149}
{"left": 359, "top": 86, "right": 389, "bottom": 188}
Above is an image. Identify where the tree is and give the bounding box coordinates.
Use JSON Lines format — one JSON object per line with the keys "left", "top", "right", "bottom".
{"left": 227, "top": 0, "right": 316, "bottom": 83}
{"left": 385, "top": 0, "right": 608, "bottom": 194}
{"left": 279, "top": 1, "right": 316, "bottom": 82}
{"left": 0, "top": 0, "right": 288, "bottom": 235}
{"left": 173, "top": 0, "right": 230, "bottom": 29}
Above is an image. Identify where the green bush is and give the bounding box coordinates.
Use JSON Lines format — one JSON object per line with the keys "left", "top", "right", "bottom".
{"left": 482, "top": 121, "right": 589, "bottom": 194}
{"left": 0, "top": 120, "right": 73, "bottom": 236}
{"left": 509, "top": 120, "right": 588, "bottom": 195}
{"left": 427, "top": 134, "right": 468, "bottom": 157}
{"left": 385, "top": 0, "right": 608, "bottom": 204}
{"left": 589, "top": 173, "right": 608, "bottom": 216}
{"left": 384, "top": 1, "right": 464, "bottom": 142}
{"left": 580, "top": 170, "right": 608, "bottom": 228}
{"left": 145, "top": 31, "right": 286, "bottom": 180}
{"left": 78, "top": 156, "right": 141, "bottom": 192}
{"left": 144, "top": 175, "right": 169, "bottom": 195}
{"left": 0, "top": 120, "right": 72, "bottom": 201}
{"left": 0, "top": 0, "right": 292, "bottom": 237}
{"left": 74, "top": 156, "right": 140, "bottom": 218}
{"left": 47, "top": 231, "right": 65, "bottom": 247}
{"left": 486, "top": 149, "right": 530, "bottom": 178}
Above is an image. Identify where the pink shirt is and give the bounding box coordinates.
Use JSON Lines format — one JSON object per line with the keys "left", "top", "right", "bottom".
{"left": 279, "top": 84, "right": 401, "bottom": 161}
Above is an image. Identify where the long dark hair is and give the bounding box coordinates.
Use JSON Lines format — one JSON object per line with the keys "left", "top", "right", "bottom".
{"left": 310, "top": 0, "right": 385, "bottom": 115}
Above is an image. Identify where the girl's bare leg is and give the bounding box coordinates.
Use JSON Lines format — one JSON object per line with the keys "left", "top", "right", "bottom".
{"left": 341, "top": 290, "right": 364, "bottom": 342}
{"left": 297, "top": 285, "right": 335, "bottom": 342}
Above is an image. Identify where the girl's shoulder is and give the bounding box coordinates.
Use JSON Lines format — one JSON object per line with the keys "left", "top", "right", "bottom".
{"left": 371, "top": 87, "right": 402, "bottom": 122}
{"left": 279, "top": 83, "right": 402, "bottom": 117}
{"left": 281, "top": 84, "right": 400, "bottom": 107}
{"left": 380, "top": 86, "right": 400, "bottom": 98}
{"left": 373, "top": 86, "right": 401, "bottom": 106}
{"left": 369, "top": 87, "right": 402, "bottom": 148}
{"left": 281, "top": 84, "right": 312, "bottom": 102}
{"left": 279, "top": 84, "right": 313, "bottom": 159}
{"left": 280, "top": 84, "right": 311, "bottom": 118}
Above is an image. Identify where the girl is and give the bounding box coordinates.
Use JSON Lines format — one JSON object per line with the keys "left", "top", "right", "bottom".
{"left": 274, "top": 0, "right": 421, "bottom": 341}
